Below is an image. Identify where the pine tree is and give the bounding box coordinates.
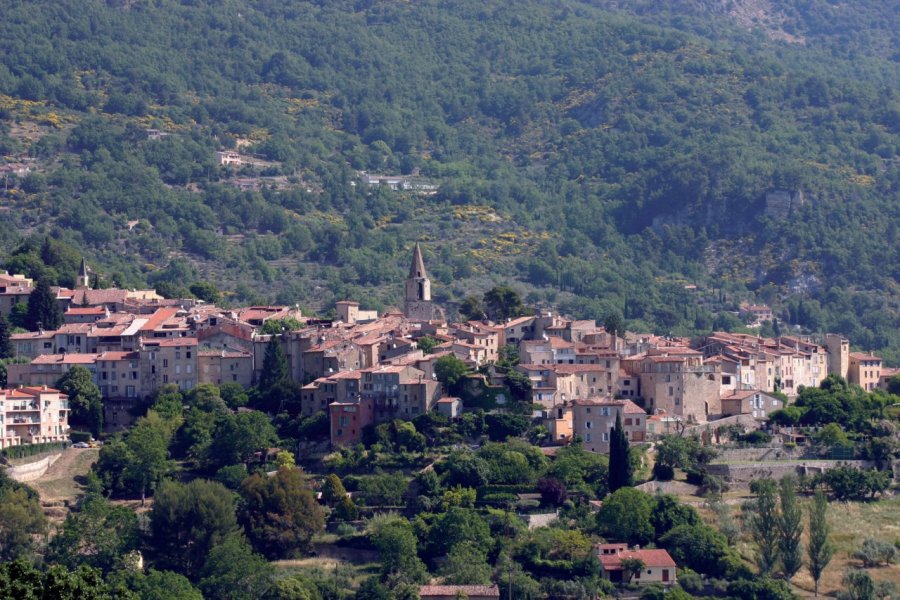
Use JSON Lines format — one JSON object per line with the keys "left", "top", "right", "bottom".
{"left": 25, "top": 278, "right": 63, "bottom": 331}
{"left": 778, "top": 476, "right": 803, "bottom": 580}
{"left": 0, "top": 313, "right": 12, "bottom": 359}
{"left": 608, "top": 411, "right": 633, "bottom": 492}
{"left": 807, "top": 491, "right": 834, "bottom": 597}
{"left": 258, "top": 337, "right": 288, "bottom": 393}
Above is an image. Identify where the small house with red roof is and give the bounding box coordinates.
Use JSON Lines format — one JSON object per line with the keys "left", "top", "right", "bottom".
{"left": 597, "top": 544, "right": 677, "bottom": 585}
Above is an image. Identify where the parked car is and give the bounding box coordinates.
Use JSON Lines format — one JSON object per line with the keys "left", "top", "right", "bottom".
{"left": 72, "top": 442, "right": 90, "bottom": 449}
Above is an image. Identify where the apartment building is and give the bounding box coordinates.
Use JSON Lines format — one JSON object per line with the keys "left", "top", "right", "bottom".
{"left": 0, "top": 386, "right": 70, "bottom": 449}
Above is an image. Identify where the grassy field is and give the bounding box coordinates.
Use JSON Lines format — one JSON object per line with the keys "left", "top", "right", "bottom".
{"left": 699, "top": 491, "right": 900, "bottom": 597}
{"left": 803, "top": 497, "right": 900, "bottom": 596}
{"left": 29, "top": 447, "right": 98, "bottom": 505}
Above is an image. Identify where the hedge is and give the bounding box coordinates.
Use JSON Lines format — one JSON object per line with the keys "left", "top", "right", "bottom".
{"left": 1, "top": 441, "right": 70, "bottom": 460}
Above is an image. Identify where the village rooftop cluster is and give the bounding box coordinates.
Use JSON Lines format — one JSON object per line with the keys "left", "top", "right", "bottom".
{"left": 1, "top": 245, "right": 894, "bottom": 453}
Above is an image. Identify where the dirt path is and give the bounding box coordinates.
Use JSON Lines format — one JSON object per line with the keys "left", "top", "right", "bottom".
{"left": 30, "top": 448, "right": 99, "bottom": 521}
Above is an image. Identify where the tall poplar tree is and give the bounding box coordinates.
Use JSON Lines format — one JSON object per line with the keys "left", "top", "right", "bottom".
{"left": 778, "top": 476, "right": 803, "bottom": 580}
{"left": 807, "top": 491, "right": 834, "bottom": 597}
{"left": 748, "top": 479, "right": 780, "bottom": 575}
{"left": 608, "top": 411, "right": 633, "bottom": 492}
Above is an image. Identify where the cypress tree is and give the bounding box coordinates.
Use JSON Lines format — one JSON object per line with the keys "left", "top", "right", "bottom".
{"left": 258, "top": 337, "right": 288, "bottom": 393}
{"left": 25, "top": 278, "right": 63, "bottom": 331}
{"left": 608, "top": 410, "right": 633, "bottom": 492}
{"left": 0, "top": 313, "right": 12, "bottom": 359}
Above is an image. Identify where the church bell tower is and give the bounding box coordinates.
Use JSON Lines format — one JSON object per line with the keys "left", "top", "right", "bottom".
{"left": 404, "top": 242, "right": 434, "bottom": 321}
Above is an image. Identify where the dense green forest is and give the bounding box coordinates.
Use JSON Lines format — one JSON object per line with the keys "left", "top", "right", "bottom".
{"left": 0, "top": 0, "right": 897, "bottom": 361}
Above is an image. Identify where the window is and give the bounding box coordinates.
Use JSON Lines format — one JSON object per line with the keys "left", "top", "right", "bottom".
{"left": 186, "top": 351, "right": 192, "bottom": 358}
{"left": 600, "top": 407, "right": 610, "bottom": 416}
{"left": 163, "top": 359, "right": 168, "bottom": 368}
{"left": 585, "top": 433, "right": 592, "bottom": 442}
{"left": 585, "top": 421, "right": 592, "bottom": 429}
{"left": 602, "top": 432, "right": 609, "bottom": 442}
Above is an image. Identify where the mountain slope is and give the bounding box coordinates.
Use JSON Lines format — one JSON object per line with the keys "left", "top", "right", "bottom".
{"left": 0, "top": 0, "right": 897, "bottom": 360}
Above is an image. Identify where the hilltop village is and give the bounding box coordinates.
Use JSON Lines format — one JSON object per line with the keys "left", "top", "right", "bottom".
{"left": 0, "top": 244, "right": 894, "bottom": 450}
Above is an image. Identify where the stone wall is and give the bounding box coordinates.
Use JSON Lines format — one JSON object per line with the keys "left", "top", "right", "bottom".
{"left": 707, "top": 460, "right": 874, "bottom": 484}
{"left": 4, "top": 452, "right": 61, "bottom": 482}
{"left": 715, "top": 446, "right": 816, "bottom": 462}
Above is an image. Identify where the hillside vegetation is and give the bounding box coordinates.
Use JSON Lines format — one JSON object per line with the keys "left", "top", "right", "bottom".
{"left": 0, "top": 0, "right": 898, "bottom": 359}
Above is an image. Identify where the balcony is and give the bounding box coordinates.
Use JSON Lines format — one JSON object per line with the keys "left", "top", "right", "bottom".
{"left": 8, "top": 403, "right": 39, "bottom": 412}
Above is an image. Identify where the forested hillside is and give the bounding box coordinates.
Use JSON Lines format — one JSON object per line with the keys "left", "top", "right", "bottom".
{"left": 0, "top": 0, "right": 898, "bottom": 361}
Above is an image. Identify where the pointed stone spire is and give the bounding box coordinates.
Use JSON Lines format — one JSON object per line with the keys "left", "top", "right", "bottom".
{"left": 404, "top": 242, "right": 433, "bottom": 320}
{"left": 409, "top": 242, "right": 427, "bottom": 280}
{"left": 77, "top": 257, "right": 90, "bottom": 289}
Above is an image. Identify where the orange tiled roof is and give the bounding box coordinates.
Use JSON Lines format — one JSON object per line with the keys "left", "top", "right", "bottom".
{"left": 31, "top": 353, "right": 99, "bottom": 365}
{"left": 598, "top": 548, "right": 676, "bottom": 570}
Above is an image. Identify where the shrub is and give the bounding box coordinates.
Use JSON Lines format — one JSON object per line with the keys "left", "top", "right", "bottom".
{"left": 481, "top": 492, "right": 519, "bottom": 504}
{"left": 854, "top": 538, "right": 897, "bottom": 567}
{"left": 653, "top": 463, "right": 675, "bottom": 481}
{"left": 214, "top": 464, "right": 249, "bottom": 490}
{"left": 740, "top": 430, "right": 772, "bottom": 445}
{"left": 678, "top": 569, "right": 704, "bottom": 594}
{"left": 1, "top": 441, "right": 69, "bottom": 460}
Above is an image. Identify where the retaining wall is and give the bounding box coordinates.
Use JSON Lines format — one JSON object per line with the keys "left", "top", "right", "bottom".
{"left": 3, "top": 453, "right": 62, "bottom": 482}
{"left": 707, "top": 460, "right": 874, "bottom": 484}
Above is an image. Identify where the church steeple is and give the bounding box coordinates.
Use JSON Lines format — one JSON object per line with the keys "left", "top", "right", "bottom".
{"left": 409, "top": 242, "right": 427, "bottom": 280}
{"left": 404, "top": 242, "right": 433, "bottom": 320}
{"left": 77, "top": 257, "right": 90, "bottom": 289}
